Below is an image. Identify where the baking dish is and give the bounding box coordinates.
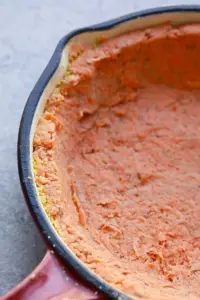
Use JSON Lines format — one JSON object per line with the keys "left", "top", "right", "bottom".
{"left": 2, "top": 5, "right": 200, "bottom": 300}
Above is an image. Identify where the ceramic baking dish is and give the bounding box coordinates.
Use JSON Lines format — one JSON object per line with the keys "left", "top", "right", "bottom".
{"left": 2, "top": 5, "right": 200, "bottom": 300}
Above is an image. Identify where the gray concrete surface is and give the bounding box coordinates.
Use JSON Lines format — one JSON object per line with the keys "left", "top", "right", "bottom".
{"left": 0, "top": 0, "right": 198, "bottom": 296}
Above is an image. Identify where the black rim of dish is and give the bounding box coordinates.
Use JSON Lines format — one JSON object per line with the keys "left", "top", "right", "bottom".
{"left": 18, "top": 5, "right": 200, "bottom": 300}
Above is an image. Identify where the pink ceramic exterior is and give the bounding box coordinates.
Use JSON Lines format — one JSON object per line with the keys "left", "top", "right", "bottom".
{"left": 1, "top": 251, "right": 103, "bottom": 300}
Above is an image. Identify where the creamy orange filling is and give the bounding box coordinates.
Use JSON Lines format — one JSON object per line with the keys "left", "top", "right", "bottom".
{"left": 33, "top": 24, "right": 200, "bottom": 299}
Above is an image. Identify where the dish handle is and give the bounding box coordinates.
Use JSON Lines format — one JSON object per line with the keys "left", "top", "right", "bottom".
{"left": 1, "top": 250, "right": 104, "bottom": 300}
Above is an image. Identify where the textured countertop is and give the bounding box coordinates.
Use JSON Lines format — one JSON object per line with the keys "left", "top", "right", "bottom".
{"left": 0, "top": 0, "right": 198, "bottom": 296}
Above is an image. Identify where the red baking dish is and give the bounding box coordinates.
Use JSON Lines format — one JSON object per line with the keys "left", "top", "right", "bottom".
{"left": 2, "top": 5, "right": 200, "bottom": 300}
